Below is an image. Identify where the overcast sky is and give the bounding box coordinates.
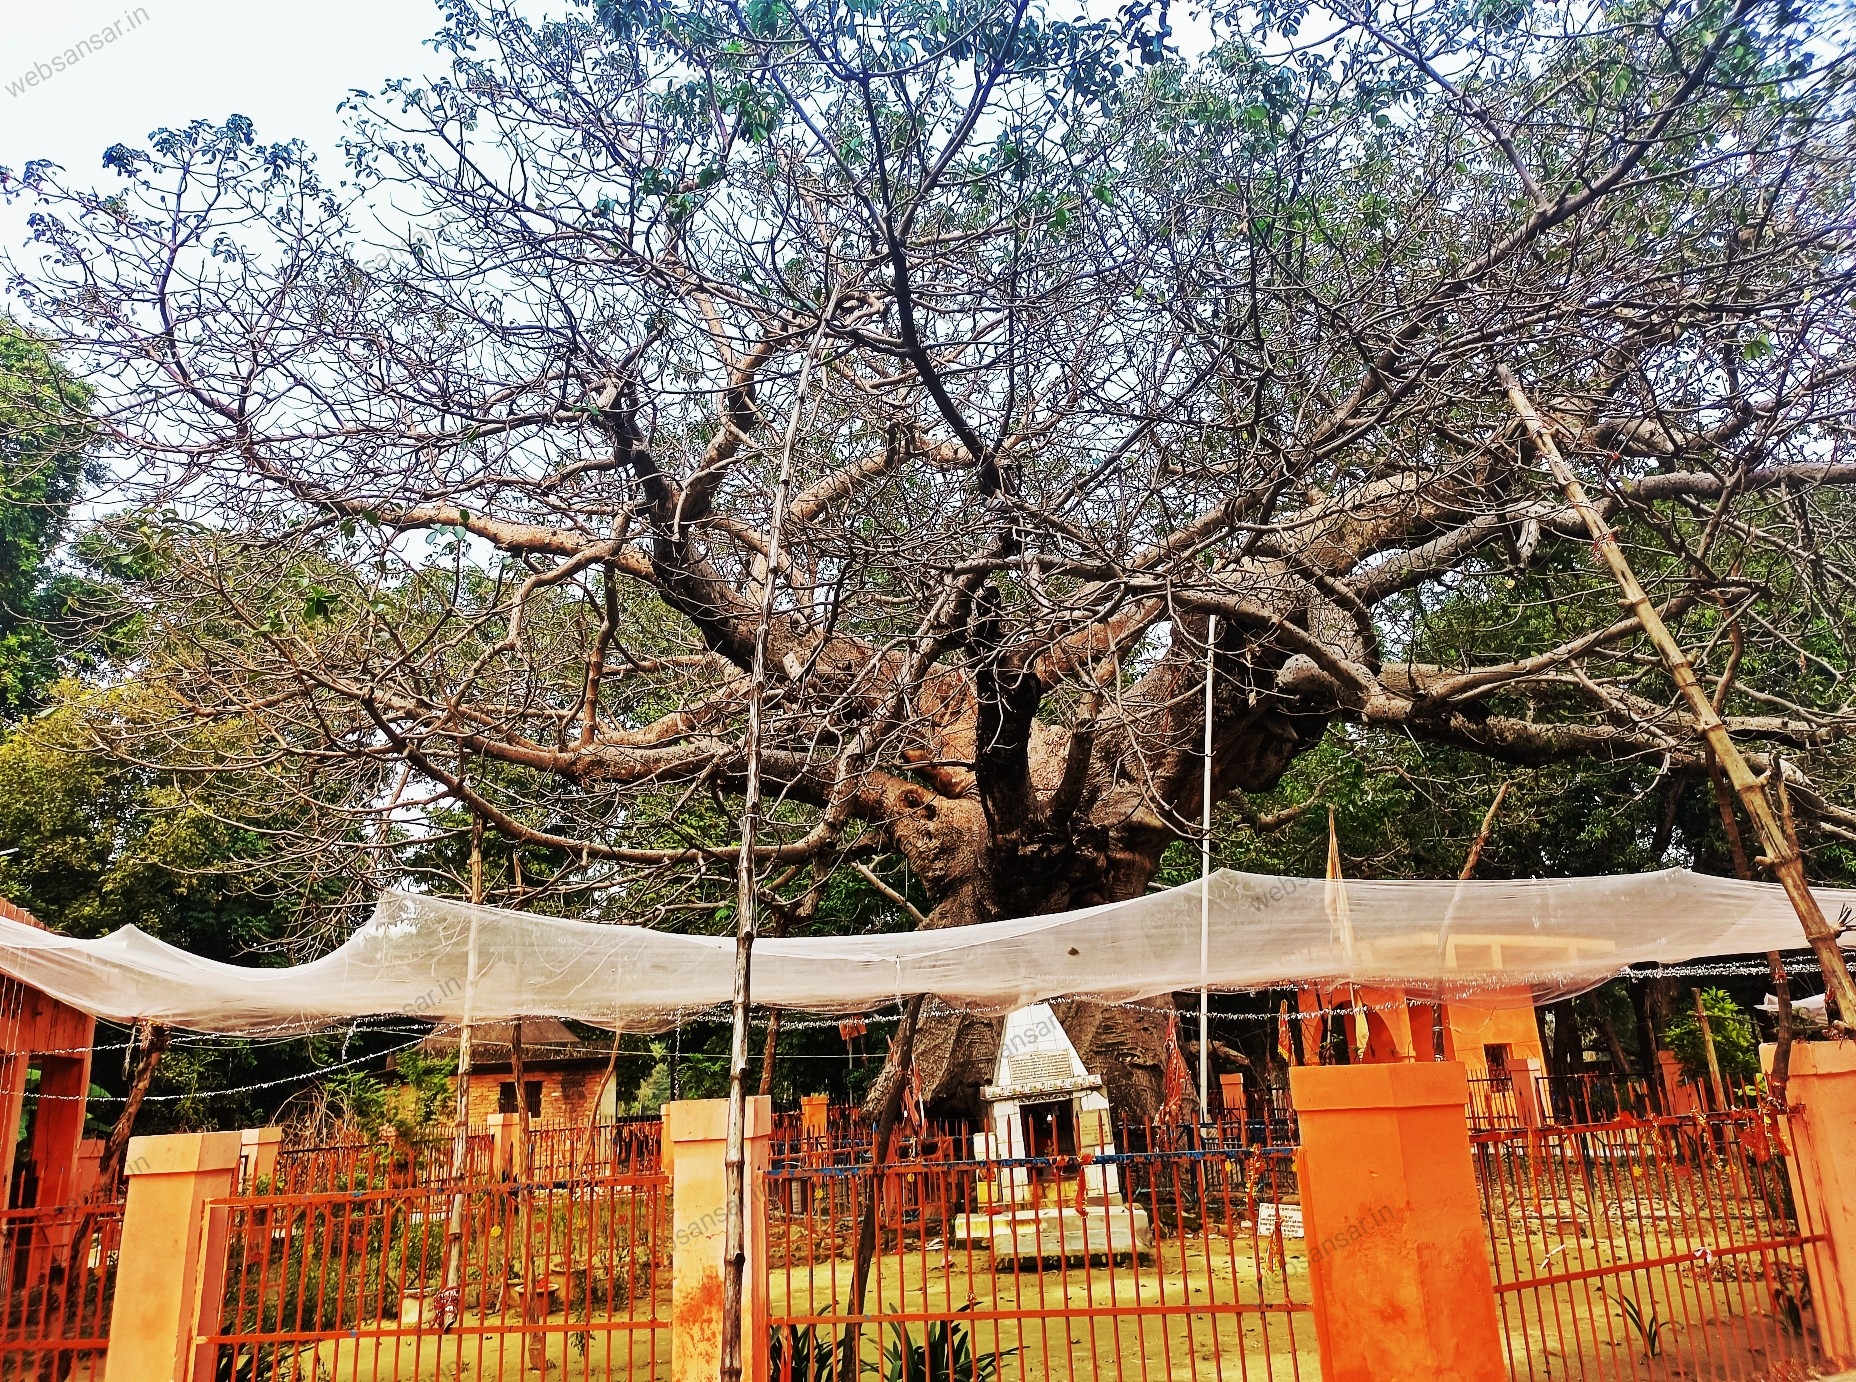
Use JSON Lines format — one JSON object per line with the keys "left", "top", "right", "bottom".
{"left": 1, "top": 0, "right": 444, "bottom": 252}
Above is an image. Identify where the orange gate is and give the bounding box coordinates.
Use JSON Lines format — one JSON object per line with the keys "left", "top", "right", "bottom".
{"left": 1475, "top": 1107, "right": 1824, "bottom": 1380}
{"left": 767, "top": 1142, "right": 1314, "bottom": 1382}
{"left": 203, "top": 1172, "right": 670, "bottom": 1381}
{"left": 0, "top": 1201, "right": 123, "bottom": 1381}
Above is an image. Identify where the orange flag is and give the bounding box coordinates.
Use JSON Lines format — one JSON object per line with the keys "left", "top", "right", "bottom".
{"left": 1297, "top": 986, "right": 1324, "bottom": 1067}
{"left": 1277, "top": 1000, "right": 1294, "bottom": 1064}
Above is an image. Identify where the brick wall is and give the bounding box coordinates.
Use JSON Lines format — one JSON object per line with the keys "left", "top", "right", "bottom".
{"left": 461, "top": 1067, "right": 605, "bottom": 1125}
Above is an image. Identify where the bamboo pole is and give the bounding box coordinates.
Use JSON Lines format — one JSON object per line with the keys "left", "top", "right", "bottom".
{"left": 1498, "top": 366, "right": 1856, "bottom": 1026}
{"left": 1704, "top": 755, "right": 1795, "bottom": 1103}
{"left": 1460, "top": 782, "right": 1510, "bottom": 882}
{"left": 722, "top": 321, "right": 827, "bottom": 1382}
{"left": 510, "top": 1020, "right": 528, "bottom": 1178}
{"left": 1424, "top": 782, "right": 1509, "bottom": 1063}
{"left": 440, "top": 813, "right": 485, "bottom": 1326}
{"left": 1199, "top": 613, "right": 1217, "bottom": 1125}
{"left": 1693, "top": 988, "right": 1729, "bottom": 1111}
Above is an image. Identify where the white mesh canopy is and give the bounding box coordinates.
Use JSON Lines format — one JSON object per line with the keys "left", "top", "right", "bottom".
{"left": 0, "top": 868, "right": 1846, "bottom": 1034}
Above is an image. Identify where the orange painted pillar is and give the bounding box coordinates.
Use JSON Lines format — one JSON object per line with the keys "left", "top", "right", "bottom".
{"left": 665, "top": 1097, "right": 771, "bottom": 1382}
{"left": 0, "top": 1052, "right": 27, "bottom": 1203}
{"left": 1766, "top": 1041, "right": 1856, "bottom": 1365}
{"left": 74, "top": 1138, "right": 104, "bottom": 1202}
{"left": 1515, "top": 1058, "right": 1546, "bottom": 1128}
{"left": 1356, "top": 984, "right": 1415, "bottom": 1061}
{"left": 1656, "top": 1049, "right": 1701, "bottom": 1115}
{"left": 237, "top": 1126, "right": 283, "bottom": 1192}
{"left": 486, "top": 1111, "right": 519, "bottom": 1179}
{"left": 799, "top": 1093, "right": 829, "bottom": 1151}
{"left": 30, "top": 1053, "right": 92, "bottom": 1206}
{"left": 1291, "top": 1061, "right": 1505, "bottom": 1382}
{"left": 1296, "top": 986, "right": 1325, "bottom": 1065}
{"left": 102, "top": 1131, "right": 242, "bottom": 1382}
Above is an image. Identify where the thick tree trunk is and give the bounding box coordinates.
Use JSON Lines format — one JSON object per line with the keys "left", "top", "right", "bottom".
{"left": 882, "top": 614, "right": 1332, "bottom": 1119}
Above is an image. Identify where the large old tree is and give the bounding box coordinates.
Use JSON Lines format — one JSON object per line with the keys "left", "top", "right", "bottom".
{"left": 8, "top": 0, "right": 1856, "bottom": 1110}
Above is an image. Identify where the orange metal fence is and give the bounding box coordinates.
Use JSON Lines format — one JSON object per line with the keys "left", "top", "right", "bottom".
{"left": 270, "top": 1126, "right": 496, "bottom": 1193}
{"left": 767, "top": 1143, "right": 1314, "bottom": 1382}
{"left": 269, "top": 1119, "right": 665, "bottom": 1194}
{"left": 523, "top": 1118, "right": 663, "bottom": 1181}
{"left": 0, "top": 1201, "right": 122, "bottom": 1381}
{"left": 1474, "top": 1107, "right": 1824, "bottom": 1380}
{"left": 203, "top": 1172, "right": 670, "bottom": 1381}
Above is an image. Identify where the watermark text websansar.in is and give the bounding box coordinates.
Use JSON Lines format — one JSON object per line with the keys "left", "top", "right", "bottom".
{"left": 7, "top": 9, "right": 152, "bottom": 99}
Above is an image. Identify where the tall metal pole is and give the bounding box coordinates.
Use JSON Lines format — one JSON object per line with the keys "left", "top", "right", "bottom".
{"left": 1499, "top": 366, "right": 1856, "bottom": 1025}
{"left": 1199, "top": 613, "right": 1217, "bottom": 1127}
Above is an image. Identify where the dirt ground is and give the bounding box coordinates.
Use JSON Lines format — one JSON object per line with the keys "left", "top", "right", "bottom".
{"left": 189, "top": 1216, "right": 1831, "bottom": 1382}
{"left": 769, "top": 1233, "right": 1320, "bottom": 1382}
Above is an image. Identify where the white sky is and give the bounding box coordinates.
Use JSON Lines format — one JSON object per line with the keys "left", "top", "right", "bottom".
{"left": 0, "top": 0, "right": 1217, "bottom": 297}
{"left": 1, "top": 0, "right": 445, "bottom": 250}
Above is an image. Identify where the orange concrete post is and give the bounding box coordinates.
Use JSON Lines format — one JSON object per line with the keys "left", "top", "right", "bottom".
{"left": 0, "top": 1052, "right": 27, "bottom": 1202}
{"left": 1765, "top": 1041, "right": 1856, "bottom": 1365}
{"left": 665, "top": 1097, "right": 771, "bottom": 1382}
{"left": 487, "top": 1111, "right": 519, "bottom": 1179}
{"left": 237, "top": 1126, "right": 283, "bottom": 1192}
{"left": 799, "top": 1093, "right": 829, "bottom": 1152}
{"left": 1656, "top": 1050, "right": 1702, "bottom": 1115}
{"left": 1515, "top": 1058, "right": 1546, "bottom": 1128}
{"left": 29, "top": 1054, "right": 92, "bottom": 1206}
{"left": 1291, "top": 1061, "right": 1505, "bottom": 1382}
{"left": 102, "top": 1131, "right": 242, "bottom": 1382}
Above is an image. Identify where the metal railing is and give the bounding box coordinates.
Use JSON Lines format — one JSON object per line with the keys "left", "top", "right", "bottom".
{"left": 269, "top": 1125, "right": 496, "bottom": 1194}
{"left": 203, "top": 1172, "right": 670, "bottom": 1381}
{"left": 767, "top": 1142, "right": 1313, "bottom": 1382}
{"left": 522, "top": 1118, "right": 663, "bottom": 1182}
{"left": 0, "top": 1200, "right": 123, "bottom": 1380}
{"left": 1474, "top": 1105, "right": 1823, "bottom": 1380}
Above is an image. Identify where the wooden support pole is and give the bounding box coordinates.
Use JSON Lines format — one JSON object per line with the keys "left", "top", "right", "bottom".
{"left": 1499, "top": 366, "right": 1856, "bottom": 1026}
{"left": 1460, "top": 782, "right": 1509, "bottom": 883}
{"left": 1705, "top": 751, "right": 1795, "bottom": 1103}
{"left": 1693, "top": 988, "right": 1729, "bottom": 1111}
{"left": 439, "top": 812, "right": 485, "bottom": 1326}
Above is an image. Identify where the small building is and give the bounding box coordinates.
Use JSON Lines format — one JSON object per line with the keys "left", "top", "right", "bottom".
{"left": 0, "top": 896, "right": 98, "bottom": 1209}
{"left": 418, "top": 1019, "right": 616, "bottom": 1126}
{"left": 1289, "top": 980, "right": 1548, "bottom": 1128}
{"left": 952, "top": 1003, "right": 1151, "bottom": 1259}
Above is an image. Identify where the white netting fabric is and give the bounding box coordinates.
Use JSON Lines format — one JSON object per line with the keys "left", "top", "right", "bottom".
{"left": 0, "top": 868, "right": 1847, "bottom": 1034}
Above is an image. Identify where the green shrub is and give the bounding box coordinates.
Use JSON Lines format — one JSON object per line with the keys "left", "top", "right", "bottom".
{"left": 770, "top": 1322, "right": 840, "bottom": 1382}
{"left": 1665, "top": 988, "right": 1759, "bottom": 1083}
{"left": 869, "top": 1308, "right": 1014, "bottom": 1382}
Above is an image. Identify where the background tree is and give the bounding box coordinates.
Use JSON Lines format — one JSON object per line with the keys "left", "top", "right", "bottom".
{"left": 6, "top": 0, "right": 1856, "bottom": 1114}
{"left": 0, "top": 322, "right": 94, "bottom": 719}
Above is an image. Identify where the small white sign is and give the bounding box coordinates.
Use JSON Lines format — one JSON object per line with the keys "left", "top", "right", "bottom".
{"left": 1257, "top": 1202, "right": 1304, "bottom": 1239}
